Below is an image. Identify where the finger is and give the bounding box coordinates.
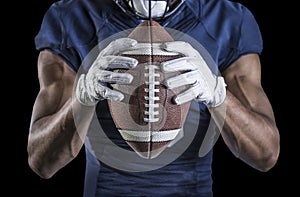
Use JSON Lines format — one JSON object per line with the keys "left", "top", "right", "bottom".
{"left": 100, "top": 38, "right": 138, "bottom": 56}
{"left": 173, "top": 83, "right": 202, "bottom": 105}
{"left": 94, "top": 56, "right": 138, "bottom": 70}
{"left": 161, "top": 53, "right": 216, "bottom": 89}
{"left": 106, "top": 56, "right": 138, "bottom": 70}
{"left": 194, "top": 93, "right": 210, "bottom": 103}
{"left": 163, "top": 41, "right": 200, "bottom": 58}
{"left": 94, "top": 84, "right": 125, "bottom": 101}
{"left": 161, "top": 57, "right": 197, "bottom": 73}
{"left": 94, "top": 70, "right": 133, "bottom": 84}
{"left": 163, "top": 70, "right": 199, "bottom": 89}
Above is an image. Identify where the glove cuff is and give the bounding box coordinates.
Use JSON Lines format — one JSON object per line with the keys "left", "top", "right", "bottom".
{"left": 75, "top": 74, "right": 98, "bottom": 106}
{"left": 209, "top": 76, "right": 227, "bottom": 108}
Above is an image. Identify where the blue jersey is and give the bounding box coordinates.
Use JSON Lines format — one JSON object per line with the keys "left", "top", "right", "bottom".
{"left": 35, "top": 0, "right": 263, "bottom": 196}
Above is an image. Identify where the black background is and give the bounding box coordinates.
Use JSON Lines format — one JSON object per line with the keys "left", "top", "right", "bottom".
{"left": 13, "top": 0, "right": 296, "bottom": 196}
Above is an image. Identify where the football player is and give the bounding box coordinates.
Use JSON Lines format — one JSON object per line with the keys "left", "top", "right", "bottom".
{"left": 28, "top": 1, "right": 280, "bottom": 196}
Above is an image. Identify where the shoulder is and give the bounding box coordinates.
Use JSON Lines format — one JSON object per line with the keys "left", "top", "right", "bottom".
{"left": 200, "top": 0, "right": 252, "bottom": 23}
{"left": 183, "top": 0, "right": 256, "bottom": 40}
{"left": 201, "top": 0, "right": 247, "bottom": 11}
{"left": 184, "top": 0, "right": 247, "bottom": 17}
{"left": 198, "top": 0, "right": 259, "bottom": 44}
{"left": 49, "top": 0, "right": 110, "bottom": 9}
{"left": 40, "top": 0, "right": 116, "bottom": 40}
{"left": 46, "top": 0, "right": 115, "bottom": 19}
{"left": 47, "top": 0, "right": 82, "bottom": 12}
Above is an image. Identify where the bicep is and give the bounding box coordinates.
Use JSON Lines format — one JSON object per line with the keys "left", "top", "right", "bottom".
{"left": 31, "top": 50, "right": 76, "bottom": 125}
{"left": 222, "top": 53, "right": 275, "bottom": 121}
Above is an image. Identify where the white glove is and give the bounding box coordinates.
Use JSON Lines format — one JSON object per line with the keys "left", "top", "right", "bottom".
{"left": 161, "top": 41, "right": 227, "bottom": 107}
{"left": 76, "top": 38, "right": 138, "bottom": 106}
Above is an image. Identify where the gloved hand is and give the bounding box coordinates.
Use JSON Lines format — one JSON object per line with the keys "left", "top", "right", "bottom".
{"left": 161, "top": 41, "right": 227, "bottom": 107}
{"left": 76, "top": 38, "right": 138, "bottom": 106}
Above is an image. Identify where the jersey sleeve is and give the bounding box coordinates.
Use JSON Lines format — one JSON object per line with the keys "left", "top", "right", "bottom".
{"left": 226, "top": 6, "right": 263, "bottom": 68}
{"left": 238, "top": 7, "right": 263, "bottom": 56}
{"left": 34, "top": 5, "right": 80, "bottom": 71}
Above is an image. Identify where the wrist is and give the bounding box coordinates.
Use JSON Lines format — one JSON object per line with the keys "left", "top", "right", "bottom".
{"left": 75, "top": 74, "right": 98, "bottom": 106}
{"left": 205, "top": 76, "right": 227, "bottom": 108}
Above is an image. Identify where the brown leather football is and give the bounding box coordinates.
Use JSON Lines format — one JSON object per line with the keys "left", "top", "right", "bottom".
{"left": 108, "top": 20, "right": 191, "bottom": 159}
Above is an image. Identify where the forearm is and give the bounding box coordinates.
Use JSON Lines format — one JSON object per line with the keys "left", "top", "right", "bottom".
{"left": 210, "top": 91, "right": 280, "bottom": 171}
{"left": 28, "top": 98, "right": 94, "bottom": 178}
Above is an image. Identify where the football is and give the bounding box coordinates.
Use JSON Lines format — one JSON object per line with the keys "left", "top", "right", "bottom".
{"left": 108, "top": 20, "right": 191, "bottom": 159}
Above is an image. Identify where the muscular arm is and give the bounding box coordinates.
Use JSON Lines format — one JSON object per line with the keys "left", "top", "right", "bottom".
{"left": 27, "top": 50, "right": 94, "bottom": 179}
{"left": 210, "top": 54, "right": 280, "bottom": 172}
